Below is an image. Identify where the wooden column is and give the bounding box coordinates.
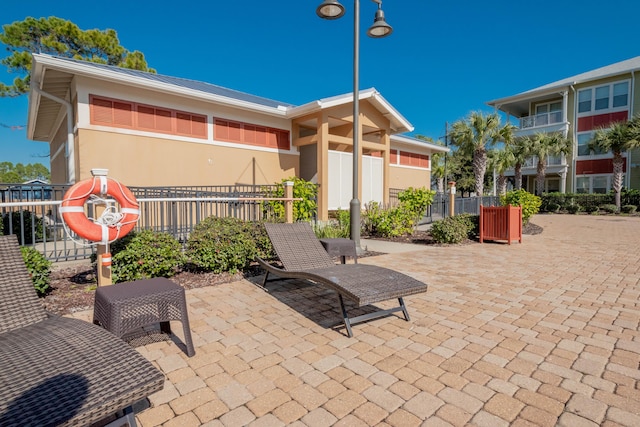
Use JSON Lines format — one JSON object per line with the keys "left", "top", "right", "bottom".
{"left": 317, "top": 112, "right": 330, "bottom": 221}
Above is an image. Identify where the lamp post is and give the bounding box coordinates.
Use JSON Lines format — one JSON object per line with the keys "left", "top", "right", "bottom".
{"left": 316, "top": 0, "right": 392, "bottom": 250}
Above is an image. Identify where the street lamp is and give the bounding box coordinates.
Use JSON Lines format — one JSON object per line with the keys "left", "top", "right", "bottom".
{"left": 316, "top": 0, "right": 392, "bottom": 250}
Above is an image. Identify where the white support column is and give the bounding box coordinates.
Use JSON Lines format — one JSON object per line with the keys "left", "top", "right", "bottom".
{"left": 561, "top": 91, "right": 568, "bottom": 125}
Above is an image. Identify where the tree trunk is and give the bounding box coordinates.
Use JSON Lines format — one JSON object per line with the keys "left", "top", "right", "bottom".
{"left": 514, "top": 162, "right": 522, "bottom": 190}
{"left": 473, "top": 149, "right": 487, "bottom": 196}
{"left": 536, "top": 156, "right": 546, "bottom": 196}
{"left": 498, "top": 174, "right": 507, "bottom": 195}
{"left": 437, "top": 177, "right": 445, "bottom": 194}
{"left": 612, "top": 151, "right": 624, "bottom": 210}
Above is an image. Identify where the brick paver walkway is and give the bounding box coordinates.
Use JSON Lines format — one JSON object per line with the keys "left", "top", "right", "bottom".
{"left": 72, "top": 214, "right": 640, "bottom": 426}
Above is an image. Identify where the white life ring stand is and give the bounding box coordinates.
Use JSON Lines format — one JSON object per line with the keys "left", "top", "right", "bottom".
{"left": 59, "top": 176, "right": 139, "bottom": 244}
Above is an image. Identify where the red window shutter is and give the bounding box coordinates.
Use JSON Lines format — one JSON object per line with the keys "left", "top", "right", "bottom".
{"left": 255, "top": 126, "right": 268, "bottom": 147}
{"left": 156, "top": 109, "right": 173, "bottom": 132}
{"left": 244, "top": 125, "right": 256, "bottom": 144}
{"left": 113, "top": 102, "right": 133, "bottom": 127}
{"left": 138, "top": 106, "right": 155, "bottom": 129}
{"left": 214, "top": 119, "right": 228, "bottom": 140}
{"left": 191, "top": 115, "right": 207, "bottom": 138}
{"left": 92, "top": 98, "right": 113, "bottom": 124}
{"left": 277, "top": 130, "right": 290, "bottom": 150}
{"left": 390, "top": 150, "right": 398, "bottom": 164}
{"left": 177, "top": 112, "right": 191, "bottom": 134}
{"left": 228, "top": 121, "right": 242, "bottom": 142}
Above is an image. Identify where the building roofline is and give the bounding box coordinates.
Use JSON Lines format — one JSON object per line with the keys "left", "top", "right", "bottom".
{"left": 487, "top": 56, "right": 640, "bottom": 108}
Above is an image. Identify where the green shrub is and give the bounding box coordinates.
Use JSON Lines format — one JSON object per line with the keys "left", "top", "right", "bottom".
{"left": 362, "top": 187, "right": 437, "bottom": 239}
{"left": 2, "top": 210, "right": 44, "bottom": 244}
{"left": 621, "top": 205, "right": 637, "bottom": 214}
{"left": 546, "top": 202, "right": 560, "bottom": 212}
{"left": 263, "top": 177, "right": 317, "bottom": 222}
{"left": 362, "top": 201, "right": 414, "bottom": 238}
{"left": 600, "top": 204, "right": 618, "bottom": 214}
{"left": 566, "top": 204, "right": 581, "bottom": 214}
{"left": 397, "top": 187, "right": 435, "bottom": 227}
{"left": 186, "top": 217, "right": 272, "bottom": 274}
{"left": 314, "top": 209, "right": 351, "bottom": 239}
{"left": 430, "top": 215, "right": 478, "bottom": 244}
{"left": 501, "top": 190, "right": 541, "bottom": 224}
{"left": 585, "top": 205, "right": 599, "bottom": 214}
{"left": 112, "top": 230, "right": 185, "bottom": 283}
{"left": 20, "top": 246, "right": 52, "bottom": 296}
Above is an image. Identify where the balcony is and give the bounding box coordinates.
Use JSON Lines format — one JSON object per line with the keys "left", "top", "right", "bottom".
{"left": 522, "top": 155, "right": 564, "bottom": 168}
{"left": 515, "top": 111, "right": 568, "bottom": 138}
{"left": 519, "top": 111, "right": 563, "bottom": 129}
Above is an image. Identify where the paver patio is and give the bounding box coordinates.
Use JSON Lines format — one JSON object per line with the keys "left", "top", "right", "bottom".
{"left": 70, "top": 214, "right": 640, "bottom": 426}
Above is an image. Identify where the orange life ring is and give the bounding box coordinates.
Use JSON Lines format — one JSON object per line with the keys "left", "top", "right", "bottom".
{"left": 60, "top": 176, "right": 139, "bottom": 243}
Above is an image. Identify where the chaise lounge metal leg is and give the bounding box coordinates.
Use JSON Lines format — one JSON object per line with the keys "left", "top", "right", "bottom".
{"left": 338, "top": 294, "right": 354, "bottom": 338}
{"left": 399, "top": 297, "right": 410, "bottom": 321}
{"left": 338, "top": 295, "right": 412, "bottom": 337}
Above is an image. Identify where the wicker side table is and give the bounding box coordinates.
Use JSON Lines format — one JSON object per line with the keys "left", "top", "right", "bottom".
{"left": 93, "top": 277, "right": 195, "bottom": 357}
{"left": 319, "top": 238, "right": 358, "bottom": 264}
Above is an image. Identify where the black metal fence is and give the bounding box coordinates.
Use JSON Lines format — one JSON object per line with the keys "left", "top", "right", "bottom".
{"left": 0, "top": 183, "right": 282, "bottom": 262}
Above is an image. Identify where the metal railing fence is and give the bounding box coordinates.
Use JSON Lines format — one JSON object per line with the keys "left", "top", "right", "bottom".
{"left": 0, "top": 183, "right": 286, "bottom": 262}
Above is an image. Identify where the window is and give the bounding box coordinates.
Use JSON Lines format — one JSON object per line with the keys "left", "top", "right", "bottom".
{"left": 595, "top": 86, "right": 609, "bottom": 110}
{"left": 394, "top": 151, "right": 429, "bottom": 168}
{"left": 577, "top": 131, "right": 608, "bottom": 156}
{"left": 577, "top": 81, "right": 629, "bottom": 115}
{"left": 578, "top": 90, "right": 592, "bottom": 113}
{"left": 534, "top": 101, "right": 563, "bottom": 126}
{"left": 89, "top": 95, "right": 208, "bottom": 139}
{"left": 613, "top": 82, "right": 628, "bottom": 108}
{"left": 575, "top": 174, "right": 621, "bottom": 193}
{"left": 214, "top": 119, "right": 290, "bottom": 150}
{"left": 577, "top": 133, "right": 592, "bottom": 156}
{"left": 576, "top": 177, "right": 590, "bottom": 193}
{"left": 592, "top": 176, "right": 608, "bottom": 193}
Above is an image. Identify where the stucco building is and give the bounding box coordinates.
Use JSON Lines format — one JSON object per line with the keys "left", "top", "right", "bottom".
{"left": 488, "top": 56, "right": 640, "bottom": 194}
{"left": 27, "top": 54, "right": 447, "bottom": 220}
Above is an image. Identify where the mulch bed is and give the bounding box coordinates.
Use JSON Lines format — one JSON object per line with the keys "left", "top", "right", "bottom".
{"left": 44, "top": 223, "right": 543, "bottom": 316}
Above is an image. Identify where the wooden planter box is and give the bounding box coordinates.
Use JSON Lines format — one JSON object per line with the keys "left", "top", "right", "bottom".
{"left": 479, "top": 205, "right": 522, "bottom": 244}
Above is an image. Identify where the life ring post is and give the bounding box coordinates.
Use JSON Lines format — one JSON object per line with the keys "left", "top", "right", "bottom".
{"left": 97, "top": 244, "right": 112, "bottom": 286}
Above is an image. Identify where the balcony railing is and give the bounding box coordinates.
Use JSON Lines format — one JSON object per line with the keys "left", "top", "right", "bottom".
{"left": 520, "top": 111, "right": 563, "bottom": 129}
{"left": 522, "top": 155, "right": 564, "bottom": 168}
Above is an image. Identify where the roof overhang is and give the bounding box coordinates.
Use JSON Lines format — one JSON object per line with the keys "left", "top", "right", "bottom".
{"left": 28, "top": 54, "right": 292, "bottom": 141}
{"left": 390, "top": 134, "right": 449, "bottom": 154}
{"left": 288, "top": 88, "right": 414, "bottom": 134}
{"left": 486, "top": 84, "right": 573, "bottom": 118}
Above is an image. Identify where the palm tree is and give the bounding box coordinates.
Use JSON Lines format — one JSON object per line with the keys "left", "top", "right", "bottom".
{"left": 449, "top": 112, "right": 505, "bottom": 196}
{"left": 510, "top": 136, "right": 532, "bottom": 190}
{"left": 589, "top": 116, "right": 640, "bottom": 210}
{"left": 431, "top": 152, "right": 446, "bottom": 193}
{"left": 489, "top": 147, "right": 516, "bottom": 195}
{"left": 529, "top": 132, "right": 572, "bottom": 196}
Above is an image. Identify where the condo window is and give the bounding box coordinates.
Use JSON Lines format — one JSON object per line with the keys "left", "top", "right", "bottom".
{"left": 578, "top": 90, "right": 591, "bottom": 113}
{"left": 595, "top": 86, "right": 609, "bottom": 110}
{"left": 613, "top": 82, "right": 628, "bottom": 108}
{"left": 577, "top": 81, "right": 629, "bottom": 115}
{"left": 576, "top": 175, "right": 620, "bottom": 194}
{"left": 577, "top": 131, "right": 607, "bottom": 157}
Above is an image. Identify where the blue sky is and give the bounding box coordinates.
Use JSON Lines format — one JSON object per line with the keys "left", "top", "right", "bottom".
{"left": 1, "top": 0, "right": 639, "bottom": 167}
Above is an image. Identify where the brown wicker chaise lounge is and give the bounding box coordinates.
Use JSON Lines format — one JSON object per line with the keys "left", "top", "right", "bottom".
{"left": 256, "top": 222, "right": 428, "bottom": 337}
{"left": 0, "top": 235, "right": 165, "bottom": 427}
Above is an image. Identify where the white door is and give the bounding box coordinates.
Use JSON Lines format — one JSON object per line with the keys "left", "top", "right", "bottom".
{"left": 328, "top": 151, "right": 383, "bottom": 210}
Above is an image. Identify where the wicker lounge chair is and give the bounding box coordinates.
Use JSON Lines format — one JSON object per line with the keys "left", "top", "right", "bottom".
{"left": 0, "top": 235, "right": 164, "bottom": 427}
{"left": 256, "top": 222, "right": 428, "bottom": 337}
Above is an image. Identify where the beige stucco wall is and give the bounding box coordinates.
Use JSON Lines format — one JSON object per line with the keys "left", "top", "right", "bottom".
{"left": 76, "top": 129, "right": 298, "bottom": 186}
{"left": 388, "top": 165, "right": 431, "bottom": 191}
